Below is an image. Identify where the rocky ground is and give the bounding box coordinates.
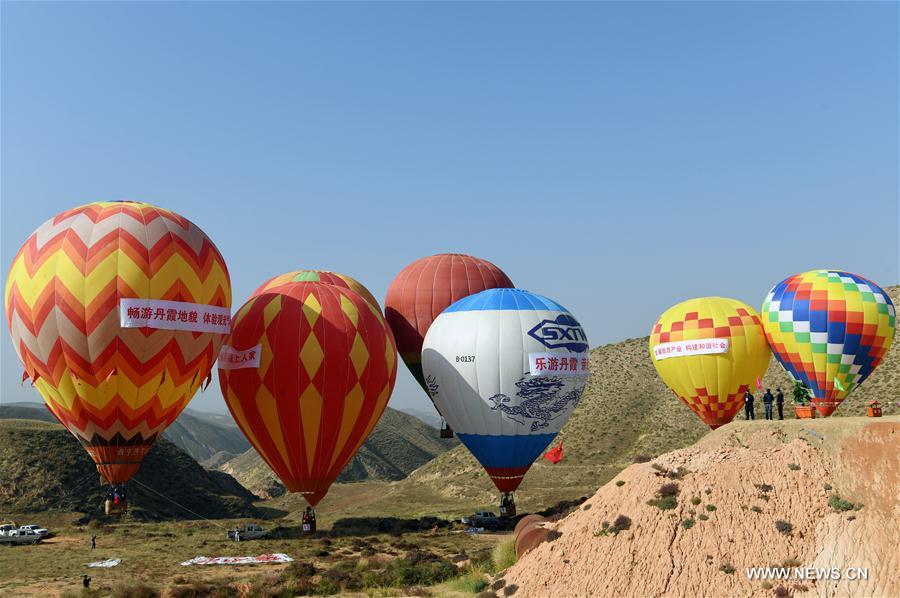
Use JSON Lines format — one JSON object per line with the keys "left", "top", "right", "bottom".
{"left": 501, "top": 416, "right": 898, "bottom": 598}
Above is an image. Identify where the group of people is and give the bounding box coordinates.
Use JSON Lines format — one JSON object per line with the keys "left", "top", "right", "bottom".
{"left": 743, "top": 388, "right": 784, "bottom": 420}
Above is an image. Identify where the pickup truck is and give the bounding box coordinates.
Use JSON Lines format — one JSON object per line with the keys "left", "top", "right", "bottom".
{"left": 0, "top": 529, "right": 43, "bottom": 545}
{"left": 227, "top": 523, "right": 267, "bottom": 541}
{"left": 461, "top": 511, "right": 499, "bottom": 530}
{"left": 0, "top": 524, "right": 16, "bottom": 536}
{"left": 18, "top": 525, "right": 50, "bottom": 538}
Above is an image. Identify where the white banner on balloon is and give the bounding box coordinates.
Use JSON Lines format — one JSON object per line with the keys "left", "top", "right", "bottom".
{"left": 653, "top": 339, "right": 729, "bottom": 361}
{"left": 218, "top": 345, "right": 262, "bottom": 370}
{"left": 120, "top": 299, "right": 231, "bottom": 334}
{"left": 528, "top": 352, "right": 590, "bottom": 376}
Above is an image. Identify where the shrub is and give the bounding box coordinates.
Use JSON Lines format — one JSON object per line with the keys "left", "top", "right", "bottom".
{"left": 615, "top": 480, "right": 626, "bottom": 487}
{"left": 754, "top": 483, "right": 773, "bottom": 493}
{"left": 633, "top": 455, "right": 653, "bottom": 463}
{"left": 691, "top": 496, "right": 701, "bottom": 505}
{"left": 751, "top": 506, "right": 763, "bottom": 513}
{"left": 775, "top": 520, "right": 793, "bottom": 535}
{"left": 667, "top": 467, "right": 690, "bottom": 480}
{"left": 719, "top": 564, "right": 735, "bottom": 574}
{"left": 545, "top": 530, "right": 563, "bottom": 542}
{"left": 612, "top": 515, "right": 632, "bottom": 532}
{"left": 823, "top": 483, "right": 832, "bottom": 491}
{"left": 788, "top": 463, "right": 800, "bottom": 471}
{"left": 648, "top": 495, "right": 677, "bottom": 510}
{"left": 828, "top": 495, "right": 854, "bottom": 512}
{"left": 659, "top": 483, "right": 680, "bottom": 497}
{"left": 504, "top": 585, "right": 519, "bottom": 596}
{"left": 651, "top": 463, "right": 668, "bottom": 473}
{"left": 583, "top": 503, "right": 592, "bottom": 510}
{"left": 705, "top": 504, "right": 716, "bottom": 512}
{"left": 774, "top": 586, "right": 790, "bottom": 598}
{"left": 492, "top": 537, "right": 517, "bottom": 572}
{"left": 448, "top": 570, "right": 487, "bottom": 594}
{"left": 761, "top": 581, "right": 773, "bottom": 590}
{"left": 111, "top": 583, "right": 159, "bottom": 598}
{"left": 698, "top": 514, "right": 709, "bottom": 521}
{"left": 681, "top": 518, "right": 695, "bottom": 529}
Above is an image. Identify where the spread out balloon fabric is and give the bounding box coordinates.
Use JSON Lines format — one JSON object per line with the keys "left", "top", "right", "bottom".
{"left": 385, "top": 253, "right": 514, "bottom": 415}
{"left": 253, "top": 270, "right": 380, "bottom": 310}
{"left": 219, "top": 281, "right": 397, "bottom": 507}
{"left": 649, "top": 297, "right": 770, "bottom": 429}
{"left": 4, "top": 201, "right": 232, "bottom": 483}
{"left": 761, "top": 270, "right": 896, "bottom": 416}
{"left": 422, "top": 288, "right": 589, "bottom": 492}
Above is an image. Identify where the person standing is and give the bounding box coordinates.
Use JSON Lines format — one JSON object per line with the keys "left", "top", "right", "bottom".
{"left": 763, "top": 389, "right": 775, "bottom": 420}
{"left": 775, "top": 388, "right": 785, "bottom": 420}
{"left": 82, "top": 575, "right": 91, "bottom": 589}
{"left": 744, "top": 389, "right": 755, "bottom": 420}
{"left": 90, "top": 535, "right": 96, "bottom": 550}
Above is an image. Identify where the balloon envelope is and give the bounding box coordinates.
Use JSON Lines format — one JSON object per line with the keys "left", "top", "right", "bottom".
{"left": 5, "top": 201, "right": 232, "bottom": 483}
{"left": 253, "top": 270, "right": 380, "bottom": 311}
{"left": 385, "top": 253, "right": 514, "bottom": 405}
{"left": 422, "top": 288, "right": 589, "bottom": 492}
{"left": 219, "top": 281, "right": 397, "bottom": 506}
{"left": 761, "top": 270, "right": 896, "bottom": 416}
{"left": 649, "top": 297, "right": 770, "bottom": 429}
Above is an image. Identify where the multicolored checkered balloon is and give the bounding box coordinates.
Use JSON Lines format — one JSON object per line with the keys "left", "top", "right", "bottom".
{"left": 761, "top": 270, "right": 896, "bottom": 416}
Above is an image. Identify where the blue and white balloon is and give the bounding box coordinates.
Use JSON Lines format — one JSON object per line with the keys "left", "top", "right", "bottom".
{"left": 421, "top": 288, "right": 589, "bottom": 492}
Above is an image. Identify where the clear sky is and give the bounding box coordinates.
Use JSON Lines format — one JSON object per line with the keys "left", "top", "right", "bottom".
{"left": 2, "top": 2, "right": 897, "bottom": 415}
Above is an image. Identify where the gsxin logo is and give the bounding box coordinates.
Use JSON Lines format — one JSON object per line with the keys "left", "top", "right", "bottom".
{"left": 527, "top": 314, "right": 588, "bottom": 352}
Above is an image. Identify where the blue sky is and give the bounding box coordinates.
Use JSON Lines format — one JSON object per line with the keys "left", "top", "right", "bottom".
{"left": 2, "top": 2, "right": 897, "bottom": 414}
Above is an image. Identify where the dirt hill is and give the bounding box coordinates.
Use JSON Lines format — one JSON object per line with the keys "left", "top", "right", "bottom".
{"left": 220, "top": 407, "right": 458, "bottom": 498}
{"left": 0, "top": 419, "right": 258, "bottom": 520}
{"left": 501, "top": 417, "right": 898, "bottom": 598}
{"left": 340, "top": 286, "right": 898, "bottom": 517}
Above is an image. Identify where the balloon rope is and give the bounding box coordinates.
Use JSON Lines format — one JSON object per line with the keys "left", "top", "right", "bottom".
{"left": 128, "top": 477, "right": 228, "bottom": 529}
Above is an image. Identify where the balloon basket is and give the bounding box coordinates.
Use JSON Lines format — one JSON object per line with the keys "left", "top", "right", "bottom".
{"left": 794, "top": 405, "right": 816, "bottom": 419}
{"left": 866, "top": 401, "right": 883, "bottom": 418}
{"left": 440, "top": 425, "right": 454, "bottom": 439}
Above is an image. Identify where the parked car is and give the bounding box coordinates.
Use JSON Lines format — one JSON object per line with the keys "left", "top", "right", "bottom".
{"left": 0, "top": 529, "right": 42, "bottom": 545}
{"left": 0, "top": 524, "right": 16, "bottom": 537}
{"left": 18, "top": 525, "right": 50, "bottom": 538}
{"left": 227, "top": 523, "right": 267, "bottom": 541}
{"left": 461, "top": 511, "right": 499, "bottom": 529}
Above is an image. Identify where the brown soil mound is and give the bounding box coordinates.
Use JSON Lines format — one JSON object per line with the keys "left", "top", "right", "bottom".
{"left": 503, "top": 417, "right": 898, "bottom": 598}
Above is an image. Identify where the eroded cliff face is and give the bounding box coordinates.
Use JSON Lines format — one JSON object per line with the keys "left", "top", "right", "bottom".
{"left": 502, "top": 417, "right": 899, "bottom": 598}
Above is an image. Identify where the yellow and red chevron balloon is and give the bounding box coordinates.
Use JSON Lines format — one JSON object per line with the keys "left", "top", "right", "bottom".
{"left": 219, "top": 280, "right": 397, "bottom": 507}
{"left": 253, "top": 270, "right": 380, "bottom": 310}
{"left": 649, "top": 297, "right": 771, "bottom": 429}
{"left": 5, "top": 201, "right": 232, "bottom": 484}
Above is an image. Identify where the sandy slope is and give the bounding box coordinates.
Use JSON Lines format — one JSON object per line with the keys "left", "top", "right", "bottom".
{"left": 502, "top": 417, "right": 898, "bottom": 598}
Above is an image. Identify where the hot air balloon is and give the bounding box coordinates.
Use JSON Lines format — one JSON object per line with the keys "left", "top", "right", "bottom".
{"left": 422, "top": 288, "right": 589, "bottom": 516}
{"left": 385, "top": 253, "right": 514, "bottom": 436}
{"left": 761, "top": 270, "right": 896, "bottom": 416}
{"left": 253, "top": 270, "right": 380, "bottom": 310}
{"left": 648, "top": 297, "right": 771, "bottom": 429}
{"left": 218, "top": 280, "right": 397, "bottom": 509}
{"left": 5, "top": 201, "right": 232, "bottom": 505}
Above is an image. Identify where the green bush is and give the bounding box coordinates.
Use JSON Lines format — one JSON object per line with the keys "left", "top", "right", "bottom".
{"left": 681, "top": 518, "right": 695, "bottom": 529}
{"left": 647, "top": 495, "right": 677, "bottom": 510}
{"left": 492, "top": 537, "right": 517, "bottom": 572}
{"left": 750, "top": 506, "right": 763, "bottom": 513}
{"left": 448, "top": 570, "right": 488, "bottom": 594}
{"left": 615, "top": 480, "right": 625, "bottom": 487}
{"left": 788, "top": 463, "right": 801, "bottom": 471}
{"left": 828, "top": 495, "right": 854, "bottom": 512}
{"left": 698, "top": 514, "right": 709, "bottom": 521}
{"left": 705, "top": 504, "right": 716, "bottom": 512}
{"left": 691, "top": 496, "right": 701, "bottom": 505}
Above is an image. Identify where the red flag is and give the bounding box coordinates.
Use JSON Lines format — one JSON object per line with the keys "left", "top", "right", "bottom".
{"left": 543, "top": 443, "right": 564, "bottom": 464}
{"left": 755, "top": 376, "right": 764, "bottom": 390}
